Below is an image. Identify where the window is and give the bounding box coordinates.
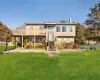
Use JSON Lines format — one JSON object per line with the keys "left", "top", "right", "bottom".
{"left": 30, "top": 25, "right": 33, "bottom": 30}
{"left": 48, "top": 26, "right": 53, "bottom": 30}
{"left": 56, "top": 26, "right": 61, "bottom": 32}
{"left": 62, "top": 26, "right": 67, "bottom": 32}
{"left": 69, "top": 26, "right": 73, "bottom": 32}
{"left": 40, "top": 26, "right": 44, "bottom": 30}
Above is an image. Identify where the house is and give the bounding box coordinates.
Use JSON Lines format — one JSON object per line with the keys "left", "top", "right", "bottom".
{"left": 12, "top": 18, "right": 77, "bottom": 50}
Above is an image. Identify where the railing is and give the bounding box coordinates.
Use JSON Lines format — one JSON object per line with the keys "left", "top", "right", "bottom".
{"left": 12, "top": 30, "right": 46, "bottom": 35}
{"left": 12, "top": 30, "right": 26, "bottom": 35}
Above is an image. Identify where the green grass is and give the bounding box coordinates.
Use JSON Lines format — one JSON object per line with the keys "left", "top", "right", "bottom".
{"left": 0, "top": 46, "right": 15, "bottom": 52}
{"left": 0, "top": 46, "right": 5, "bottom": 51}
{"left": 0, "top": 50, "right": 100, "bottom": 80}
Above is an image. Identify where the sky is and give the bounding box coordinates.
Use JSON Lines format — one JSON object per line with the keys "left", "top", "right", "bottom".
{"left": 0, "top": 0, "right": 99, "bottom": 29}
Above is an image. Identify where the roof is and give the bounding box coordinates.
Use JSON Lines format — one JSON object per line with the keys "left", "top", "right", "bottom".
{"left": 16, "top": 24, "right": 26, "bottom": 30}
{"left": 24, "top": 22, "right": 77, "bottom": 25}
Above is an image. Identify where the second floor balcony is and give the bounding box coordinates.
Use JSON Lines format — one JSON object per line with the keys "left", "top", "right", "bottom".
{"left": 12, "top": 29, "right": 46, "bottom": 36}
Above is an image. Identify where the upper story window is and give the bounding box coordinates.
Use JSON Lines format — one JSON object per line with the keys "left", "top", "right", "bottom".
{"left": 69, "top": 26, "right": 73, "bottom": 32}
{"left": 48, "top": 26, "right": 53, "bottom": 30}
{"left": 62, "top": 26, "right": 67, "bottom": 32}
{"left": 56, "top": 26, "right": 61, "bottom": 32}
{"left": 39, "top": 26, "right": 44, "bottom": 30}
{"left": 30, "top": 25, "right": 33, "bottom": 30}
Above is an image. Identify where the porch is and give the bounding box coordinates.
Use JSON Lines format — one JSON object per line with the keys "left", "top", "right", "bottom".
{"left": 12, "top": 35, "right": 46, "bottom": 48}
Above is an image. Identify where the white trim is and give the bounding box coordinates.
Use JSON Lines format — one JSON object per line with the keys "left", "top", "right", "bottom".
{"left": 60, "top": 26, "right": 62, "bottom": 32}
{"left": 56, "top": 26, "right": 61, "bottom": 32}
{"left": 45, "top": 23, "right": 56, "bottom": 24}
{"left": 56, "top": 25, "right": 67, "bottom": 32}
{"left": 47, "top": 25, "right": 54, "bottom": 31}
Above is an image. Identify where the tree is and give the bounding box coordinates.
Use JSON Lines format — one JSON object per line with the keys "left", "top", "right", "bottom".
{"left": 75, "top": 23, "right": 85, "bottom": 44}
{"left": 85, "top": 1, "right": 100, "bottom": 29}
{"left": 85, "top": 1, "right": 100, "bottom": 42}
{"left": 60, "top": 20, "right": 67, "bottom": 23}
{"left": 0, "top": 22, "right": 3, "bottom": 26}
{"left": 0, "top": 22, "right": 12, "bottom": 50}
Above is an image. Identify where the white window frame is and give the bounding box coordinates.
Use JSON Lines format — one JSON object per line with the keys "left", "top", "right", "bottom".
{"left": 56, "top": 26, "right": 61, "bottom": 32}
{"left": 30, "top": 25, "right": 33, "bottom": 30}
{"left": 47, "top": 25, "right": 54, "bottom": 31}
{"left": 68, "top": 26, "right": 73, "bottom": 32}
{"left": 62, "top": 26, "right": 67, "bottom": 32}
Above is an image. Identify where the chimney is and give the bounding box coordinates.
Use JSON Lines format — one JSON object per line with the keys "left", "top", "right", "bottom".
{"left": 69, "top": 18, "right": 72, "bottom": 23}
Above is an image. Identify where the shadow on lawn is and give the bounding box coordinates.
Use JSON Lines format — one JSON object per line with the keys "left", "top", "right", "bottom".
{"left": 0, "top": 52, "right": 3, "bottom": 55}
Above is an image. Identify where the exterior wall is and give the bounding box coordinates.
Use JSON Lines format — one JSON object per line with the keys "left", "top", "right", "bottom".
{"left": 26, "top": 25, "right": 40, "bottom": 30}
{"left": 12, "top": 24, "right": 76, "bottom": 46}
{"left": 25, "top": 25, "right": 46, "bottom": 35}
{"left": 12, "top": 24, "right": 76, "bottom": 36}
{"left": 56, "top": 36, "right": 75, "bottom": 43}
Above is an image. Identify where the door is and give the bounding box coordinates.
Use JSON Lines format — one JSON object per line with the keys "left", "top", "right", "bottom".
{"left": 47, "top": 25, "right": 55, "bottom": 50}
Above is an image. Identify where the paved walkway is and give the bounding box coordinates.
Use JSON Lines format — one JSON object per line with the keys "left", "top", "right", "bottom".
{"left": 3, "top": 48, "right": 85, "bottom": 54}
{"left": 60, "top": 49, "right": 85, "bottom": 52}
{"left": 80, "top": 45, "right": 100, "bottom": 49}
{"left": 3, "top": 48, "right": 46, "bottom": 54}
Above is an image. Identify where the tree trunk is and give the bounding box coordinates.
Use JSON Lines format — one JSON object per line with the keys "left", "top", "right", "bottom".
{"left": 88, "top": 40, "right": 89, "bottom": 45}
{"left": 5, "top": 42, "right": 8, "bottom": 51}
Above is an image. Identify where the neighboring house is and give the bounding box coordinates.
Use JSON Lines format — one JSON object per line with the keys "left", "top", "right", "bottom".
{"left": 12, "top": 18, "right": 77, "bottom": 50}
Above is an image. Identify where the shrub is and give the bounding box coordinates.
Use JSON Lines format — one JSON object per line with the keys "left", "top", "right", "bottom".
{"left": 57, "top": 46, "right": 64, "bottom": 50}
{"left": 73, "top": 44, "right": 79, "bottom": 49}
{"left": 23, "top": 39, "right": 27, "bottom": 46}
{"left": 56, "top": 41, "right": 74, "bottom": 49}
{"left": 56, "top": 42, "right": 64, "bottom": 50}
{"left": 61, "top": 42, "right": 66, "bottom": 48}
{"left": 66, "top": 43, "right": 71, "bottom": 49}
{"left": 34, "top": 43, "right": 44, "bottom": 48}
{"left": 12, "top": 40, "right": 18, "bottom": 47}
{"left": 25, "top": 42, "right": 33, "bottom": 49}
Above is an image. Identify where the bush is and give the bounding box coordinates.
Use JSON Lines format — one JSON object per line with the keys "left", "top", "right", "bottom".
{"left": 66, "top": 42, "right": 74, "bottom": 49}
{"left": 73, "top": 44, "right": 79, "bottom": 49}
{"left": 66, "top": 43, "right": 71, "bottom": 49}
{"left": 25, "top": 42, "right": 33, "bottom": 49}
{"left": 23, "top": 39, "right": 27, "bottom": 46}
{"left": 57, "top": 45, "right": 64, "bottom": 50}
{"left": 12, "top": 40, "right": 18, "bottom": 47}
{"left": 56, "top": 42, "right": 64, "bottom": 50}
{"left": 56, "top": 42, "right": 74, "bottom": 49}
{"left": 34, "top": 43, "right": 44, "bottom": 48}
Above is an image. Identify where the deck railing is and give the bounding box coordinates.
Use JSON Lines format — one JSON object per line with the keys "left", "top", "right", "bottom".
{"left": 12, "top": 30, "right": 46, "bottom": 35}
{"left": 12, "top": 30, "right": 26, "bottom": 35}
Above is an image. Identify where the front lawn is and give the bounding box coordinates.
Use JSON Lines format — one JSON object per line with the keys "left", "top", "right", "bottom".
{"left": 0, "top": 50, "right": 100, "bottom": 80}
{"left": 0, "top": 46, "right": 15, "bottom": 52}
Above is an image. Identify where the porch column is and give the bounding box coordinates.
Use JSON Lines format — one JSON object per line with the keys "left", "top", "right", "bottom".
{"left": 55, "top": 36, "right": 57, "bottom": 50}
{"left": 22, "top": 35, "right": 23, "bottom": 47}
{"left": 12, "top": 36, "right": 13, "bottom": 45}
{"left": 15, "top": 36, "right": 16, "bottom": 47}
{"left": 34, "top": 35, "right": 36, "bottom": 48}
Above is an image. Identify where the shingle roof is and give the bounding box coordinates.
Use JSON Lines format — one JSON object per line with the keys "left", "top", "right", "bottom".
{"left": 24, "top": 22, "right": 77, "bottom": 25}
{"left": 16, "top": 24, "right": 26, "bottom": 30}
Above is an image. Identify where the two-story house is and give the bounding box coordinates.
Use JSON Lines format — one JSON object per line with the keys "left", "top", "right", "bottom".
{"left": 12, "top": 18, "right": 77, "bottom": 50}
